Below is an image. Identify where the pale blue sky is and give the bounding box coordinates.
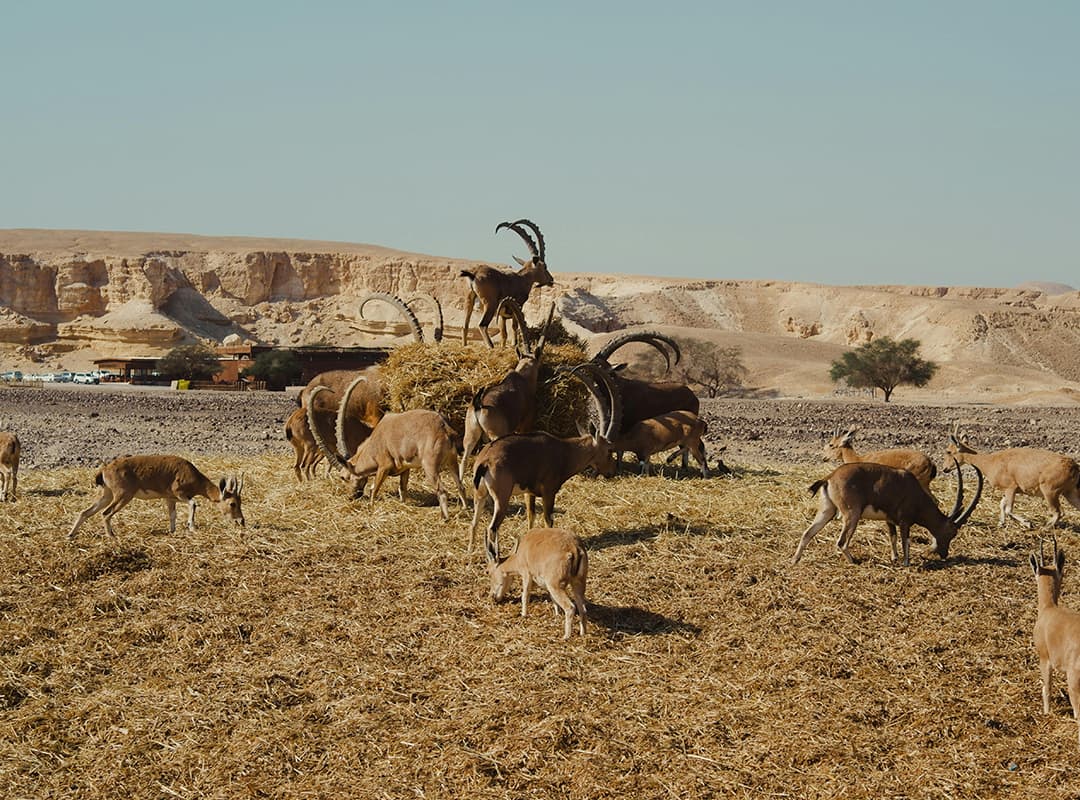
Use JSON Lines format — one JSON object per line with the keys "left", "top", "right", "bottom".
{"left": 3, "top": 2, "right": 1077, "bottom": 287}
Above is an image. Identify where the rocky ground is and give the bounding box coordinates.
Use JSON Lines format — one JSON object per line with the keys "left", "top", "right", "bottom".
{"left": 3, "top": 384, "right": 1079, "bottom": 471}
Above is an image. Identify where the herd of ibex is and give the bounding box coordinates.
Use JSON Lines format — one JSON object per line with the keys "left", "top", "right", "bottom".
{"left": 5, "top": 218, "right": 1080, "bottom": 729}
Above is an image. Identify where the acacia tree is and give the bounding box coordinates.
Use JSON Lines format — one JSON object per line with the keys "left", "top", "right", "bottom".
{"left": 157, "top": 344, "right": 222, "bottom": 382}
{"left": 829, "top": 337, "right": 937, "bottom": 402}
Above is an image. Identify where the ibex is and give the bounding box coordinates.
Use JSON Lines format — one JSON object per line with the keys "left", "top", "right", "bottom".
{"left": 945, "top": 430, "right": 1080, "bottom": 529}
{"left": 307, "top": 382, "right": 467, "bottom": 520}
{"left": 1030, "top": 538, "right": 1080, "bottom": 748}
{"left": 461, "top": 219, "right": 554, "bottom": 347}
{"left": 0, "top": 431, "right": 19, "bottom": 502}
{"left": 612, "top": 410, "right": 710, "bottom": 477}
{"left": 68, "top": 455, "right": 245, "bottom": 539}
{"left": 470, "top": 363, "right": 620, "bottom": 560}
{"left": 459, "top": 301, "right": 555, "bottom": 482}
{"left": 791, "top": 462, "right": 983, "bottom": 566}
{"left": 489, "top": 527, "right": 589, "bottom": 640}
{"left": 284, "top": 407, "right": 324, "bottom": 481}
{"left": 358, "top": 292, "right": 428, "bottom": 343}
{"left": 822, "top": 427, "right": 936, "bottom": 492}
{"left": 589, "top": 331, "right": 699, "bottom": 468}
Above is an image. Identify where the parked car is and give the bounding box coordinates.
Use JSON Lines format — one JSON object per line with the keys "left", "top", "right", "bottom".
{"left": 73, "top": 372, "right": 100, "bottom": 384}
{"left": 0, "top": 371, "right": 22, "bottom": 381}
{"left": 92, "top": 369, "right": 117, "bottom": 381}
{"left": 51, "top": 371, "right": 74, "bottom": 383}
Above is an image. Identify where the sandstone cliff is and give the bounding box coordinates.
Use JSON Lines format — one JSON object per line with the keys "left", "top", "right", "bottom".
{"left": 2, "top": 229, "right": 1079, "bottom": 402}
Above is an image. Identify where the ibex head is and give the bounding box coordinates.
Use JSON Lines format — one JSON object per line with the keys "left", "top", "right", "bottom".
{"left": 496, "top": 219, "right": 554, "bottom": 287}
{"left": 1030, "top": 536, "right": 1065, "bottom": 604}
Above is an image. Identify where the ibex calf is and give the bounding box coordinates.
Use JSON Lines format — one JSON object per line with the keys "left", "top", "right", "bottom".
{"left": 823, "top": 427, "right": 936, "bottom": 492}
{"left": 68, "top": 455, "right": 245, "bottom": 539}
{"left": 284, "top": 407, "right": 324, "bottom": 481}
{"left": 1030, "top": 539, "right": 1080, "bottom": 748}
{"left": 0, "top": 431, "right": 19, "bottom": 502}
{"left": 489, "top": 527, "right": 589, "bottom": 640}
{"left": 946, "top": 434, "right": 1080, "bottom": 529}
{"left": 792, "top": 462, "right": 982, "bottom": 566}
{"left": 612, "top": 410, "right": 710, "bottom": 477}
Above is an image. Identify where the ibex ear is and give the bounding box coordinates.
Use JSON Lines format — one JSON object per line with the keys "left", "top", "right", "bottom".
{"left": 512, "top": 255, "right": 527, "bottom": 266}
{"left": 1057, "top": 550, "right": 1066, "bottom": 574}
{"left": 219, "top": 477, "right": 227, "bottom": 494}
{"left": 1030, "top": 553, "right": 1040, "bottom": 576}
{"left": 236, "top": 472, "right": 245, "bottom": 495}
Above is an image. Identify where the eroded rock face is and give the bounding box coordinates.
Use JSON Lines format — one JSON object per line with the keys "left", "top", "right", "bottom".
{"left": 4, "top": 230, "right": 1080, "bottom": 390}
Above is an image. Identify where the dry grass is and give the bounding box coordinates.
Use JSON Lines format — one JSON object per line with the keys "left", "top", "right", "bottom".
{"left": 1, "top": 454, "right": 1079, "bottom": 799}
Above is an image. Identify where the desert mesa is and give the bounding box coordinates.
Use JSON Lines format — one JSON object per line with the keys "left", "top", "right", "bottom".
{"left": 2, "top": 228, "right": 1079, "bottom": 404}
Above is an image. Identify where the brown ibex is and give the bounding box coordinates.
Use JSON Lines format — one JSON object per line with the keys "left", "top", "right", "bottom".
{"left": 823, "top": 427, "right": 936, "bottom": 492}
{"left": 590, "top": 331, "right": 699, "bottom": 469}
{"left": 1030, "top": 538, "right": 1080, "bottom": 748}
{"left": 612, "top": 410, "right": 710, "bottom": 477}
{"left": 945, "top": 430, "right": 1080, "bottom": 529}
{"left": 308, "top": 381, "right": 467, "bottom": 520}
{"left": 489, "top": 527, "right": 589, "bottom": 640}
{"left": 284, "top": 407, "right": 324, "bottom": 481}
{"left": 459, "top": 301, "right": 555, "bottom": 482}
{"left": 461, "top": 219, "right": 554, "bottom": 347}
{"left": 791, "top": 462, "right": 983, "bottom": 566}
{"left": 68, "top": 455, "right": 245, "bottom": 539}
{"left": 469, "top": 363, "right": 621, "bottom": 561}
{"left": 0, "top": 431, "right": 19, "bottom": 502}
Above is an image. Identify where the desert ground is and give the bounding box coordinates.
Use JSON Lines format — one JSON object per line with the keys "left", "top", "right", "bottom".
{"left": 3, "top": 384, "right": 1080, "bottom": 798}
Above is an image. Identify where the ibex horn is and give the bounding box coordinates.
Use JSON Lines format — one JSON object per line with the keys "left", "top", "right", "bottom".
{"left": 359, "top": 292, "right": 424, "bottom": 343}
{"left": 508, "top": 218, "right": 546, "bottom": 260}
{"left": 495, "top": 220, "right": 539, "bottom": 259}
{"left": 406, "top": 293, "right": 444, "bottom": 342}
{"left": 534, "top": 302, "right": 557, "bottom": 355}
{"left": 593, "top": 331, "right": 682, "bottom": 372}
{"left": 951, "top": 465, "right": 984, "bottom": 526}
{"left": 306, "top": 385, "right": 351, "bottom": 472}
{"left": 568, "top": 362, "right": 623, "bottom": 440}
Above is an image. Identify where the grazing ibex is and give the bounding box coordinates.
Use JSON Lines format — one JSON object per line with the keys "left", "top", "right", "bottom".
{"left": 823, "top": 427, "right": 937, "bottom": 492}
{"left": 461, "top": 219, "right": 554, "bottom": 347}
{"left": 459, "top": 301, "right": 555, "bottom": 482}
{"left": 489, "top": 527, "right": 589, "bottom": 640}
{"left": 284, "top": 408, "right": 323, "bottom": 481}
{"left": 945, "top": 431, "right": 1080, "bottom": 529}
{"left": 470, "top": 363, "right": 621, "bottom": 560}
{"left": 0, "top": 431, "right": 19, "bottom": 502}
{"left": 791, "top": 462, "right": 983, "bottom": 566}
{"left": 612, "top": 410, "right": 710, "bottom": 477}
{"left": 68, "top": 455, "right": 245, "bottom": 539}
{"left": 308, "top": 382, "right": 467, "bottom": 520}
{"left": 1030, "top": 538, "right": 1080, "bottom": 748}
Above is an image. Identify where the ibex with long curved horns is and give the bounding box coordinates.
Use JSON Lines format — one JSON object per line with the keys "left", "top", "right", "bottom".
{"left": 459, "top": 301, "right": 555, "bottom": 482}
{"left": 469, "top": 363, "right": 621, "bottom": 561}
{"left": 791, "top": 462, "right": 983, "bottom": 567}
{"left": 590, "top": 331, "right": 700, "bottom": 470}
{"left": 461, "top": 219, "right": 554, "bottom": 347}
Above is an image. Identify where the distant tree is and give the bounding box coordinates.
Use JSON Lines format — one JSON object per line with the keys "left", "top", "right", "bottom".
{"left": 829, "top": 337, "right": 937, "bottom": 402}
{"left": 243, "top": 350, "right": 302, "bottom": 390}
{"left": 627, "top": 338, "right": 748, "bottom": 398}
{"left": 157, "top": 344, "right": 221, "bottom": 382}
{"left": 677, "top": 339, "right": 748, "bottom": 398}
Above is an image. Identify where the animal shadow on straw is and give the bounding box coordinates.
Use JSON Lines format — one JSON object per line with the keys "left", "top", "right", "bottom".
{"left": 27, "top": 487, "right": 77, "bottom": 498}
{"left": 584, "top": 518, "right": 717, "bottom": 551}
{"left": 587, "top": 602, "right": 701, "bottom": 637}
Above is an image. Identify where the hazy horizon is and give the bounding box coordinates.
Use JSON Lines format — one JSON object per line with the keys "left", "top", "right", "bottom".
{"left": 4, "top": 3, "right": 1077, "bottom": 288}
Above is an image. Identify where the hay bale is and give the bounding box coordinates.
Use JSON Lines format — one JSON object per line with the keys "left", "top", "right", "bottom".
{"left": 380, "top": 342, "right": 594, "bottom": 436}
